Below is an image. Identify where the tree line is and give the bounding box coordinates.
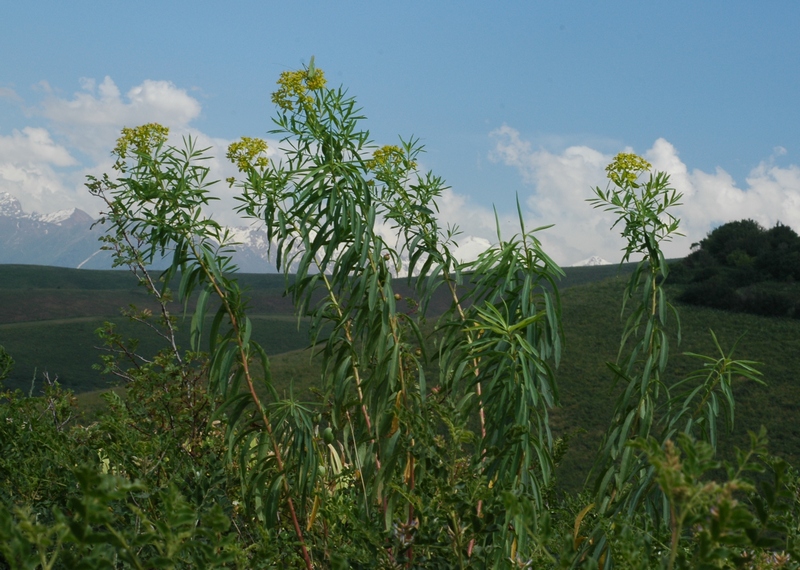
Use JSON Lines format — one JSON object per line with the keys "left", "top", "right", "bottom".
{"left": 672, "top": 219, "right": 800, "bottom": 318}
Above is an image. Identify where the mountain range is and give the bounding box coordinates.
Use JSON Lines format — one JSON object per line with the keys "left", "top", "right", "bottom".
{"left": 0, "top": 192, "right": 279, "bottom": 272}
{"left": 572, "top": 255, "right": 612, "bottom": 267}
{"left": 1, "top": 192, "right": 611, "bottom": 271}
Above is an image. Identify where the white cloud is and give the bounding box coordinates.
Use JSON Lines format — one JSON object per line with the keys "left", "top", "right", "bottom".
{"left": 489, "top": 126, "right": 800, "bottom": 266}
{"left": 0, "top": 77, "right": 235, "bottom": 222}
{"left": 0, "top": 77, "right": 267, "bottom": 225}
{"left": 7, "top": 76, "right": 800, "bottom": 273}
{"left": 0, "top": 127, "right": 76, "bottom": 167}
{"left": 41, "top": 76, "right": 202, "bottom": 161}
{"left": 488, "top": 124, "right": 626, "bottom": 264}
{"left": 0, "top": 87, "right": 22, "bottom": 102}
{"left": 0, "top": 128, "right": 78, "bottom": 214}
{"left": 646, "top": 138, "right": 800, "bottom": 255}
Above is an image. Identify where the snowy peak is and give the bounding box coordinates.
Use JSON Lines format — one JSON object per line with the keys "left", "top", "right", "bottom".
{"left": 40, "top": 208, "right": 95, "bottom": 228}
{"left": 0, "top": 192, "right": 25, "bottom": 218}
{"left": 0, "top": 190, "right": 281, "bottom": 272}
{"left": 572, "top": 255, "right": 612, "bottom": 267}
{"left": 0, "top": 192, "right": 94, "bottom": 227}
{"left": 39, "top": 208, "right": 78, "bottom": 225}
{"left": 0, "top": 191, "right": 107, "bottom": 269}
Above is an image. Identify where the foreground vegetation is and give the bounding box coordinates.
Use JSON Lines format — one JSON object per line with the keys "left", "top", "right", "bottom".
{"left": 2, "top": 63, "right": 799, "bottom": 568}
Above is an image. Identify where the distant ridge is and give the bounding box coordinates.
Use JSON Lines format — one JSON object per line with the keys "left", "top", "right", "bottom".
{"left": 0, "top": 192, "right": 111, "bottom": 269}
{"left": 0, "top": 191, "right": 622, "bottom": 273}
{"left": 571, "top": 255, "right": 612, "bottom": 267}
{"left": 0, "top": 191, "right": 281, "bottom": 272}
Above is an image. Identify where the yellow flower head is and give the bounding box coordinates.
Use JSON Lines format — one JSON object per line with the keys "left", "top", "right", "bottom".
{"left": 605, "top": 152, "right": 652, "bottom": 187}
{"left": 226, "top": 137, "right": 270, "bottom": 171}
{"left": 113, "top": 123, "right": 169, "bottom": 160}
{"left": 366, "top": 145, "right": 417, "bottom": 173}
{"left": 271, "top": 66, "right": 327, "bottom": 112}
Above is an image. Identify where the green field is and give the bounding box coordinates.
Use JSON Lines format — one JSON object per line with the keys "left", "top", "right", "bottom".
{"left": 0, "top": 264, "right": 302, "bottom": 393}
{"left": 551, "top": 276, "right": 800, "bottom": 489}
{"left": 2, "top": 263, "right": 799, "bottom": 492}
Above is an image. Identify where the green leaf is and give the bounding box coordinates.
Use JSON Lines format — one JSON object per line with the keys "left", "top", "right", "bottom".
{"left": 190, "top": 287, "right": 210, "bottom": 352}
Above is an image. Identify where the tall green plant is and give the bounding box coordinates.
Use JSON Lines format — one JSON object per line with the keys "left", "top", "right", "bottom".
{"left": 228, "top": 60, "right": 565, "bottom": 566}
{"left": 581, "top": 154, "right": 767, "bottom": 567}
{"left": 587, "top": 153, "right": 684, "bottom": 522}
{"left": 87, "top": 123, "right": 316, "bottom": 567}
{"left": 71, "top": 60, "right": 568, "bottom": 567}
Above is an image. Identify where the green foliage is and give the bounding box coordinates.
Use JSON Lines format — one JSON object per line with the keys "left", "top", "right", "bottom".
{"left": 2, "top": 64, "right": 799, "bottom": 569}
{"left": 587, "top": 152, "right": 686, "bottom": 520}
{"left": 225, "top": 60, "right": 565, "bottom": 564}
{"left": 673, "top": 220, "right": 800, "bottom": 318}
{"left": 577, "top": 153, "right": 790, "bottom": 568}
{"left": 0, "top": 345, "right": 12, "bottom": 383}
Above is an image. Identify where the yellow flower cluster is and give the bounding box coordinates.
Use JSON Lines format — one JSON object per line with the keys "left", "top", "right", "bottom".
{"left": 226, "top": 137, "right": 270, "bottom": 171}
{"left": 605, "top": 152, "right": 652, "bottom": 187}
{"left": 366, "top": 145, "right": 416, "bottom": 172}
{"left": 271, "top": 67, "right": 327, "bottom": 112}
{"left": 113, "top": 123, "right": 169, "bottom": 160}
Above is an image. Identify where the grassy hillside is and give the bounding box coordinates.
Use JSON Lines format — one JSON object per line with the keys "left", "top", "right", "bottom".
{"left": 0, "top": 265, "right": 301, "bottom": 392}
{"left": 1, "top": 263, "right": 629, "bottom": 392}
{"left": 0, "top": 315, "right": 313, "bottom": 393}
{"left": 2, "top": 263, "right": 798, "bottom": 493}
{"left": 551, "top": 277, "right": 800, "bottom": 490}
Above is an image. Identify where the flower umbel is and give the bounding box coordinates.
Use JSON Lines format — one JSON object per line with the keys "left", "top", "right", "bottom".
{"left": 605, "top": 152, "right": 652, "bottom": 187}
{"left": 112, "top": 123, "right": 169, "bottom": 170}
{"left": 366, "top": 145, "right": 418, "bottom": 181}
{"left": 227, "top": 137, "right": 270, "bottom": 172}
{"left": 271, "top": 66, "right": 327, "bottom": 112}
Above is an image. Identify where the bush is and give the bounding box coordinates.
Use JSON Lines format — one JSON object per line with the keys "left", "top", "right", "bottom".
{"left": 678, "top": 276, "right": 741, "bottom": 311}
{"left": 738, "top": 283, "right": 798, "bottom": 318}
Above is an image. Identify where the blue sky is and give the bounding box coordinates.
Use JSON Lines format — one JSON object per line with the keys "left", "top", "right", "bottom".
{"left": 2, "top": 1, "right": 799, "bottom": 265}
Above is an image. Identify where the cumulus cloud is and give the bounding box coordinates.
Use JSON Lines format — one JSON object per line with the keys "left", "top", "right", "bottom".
{"left": 647, "top": 139, "right": 800, "bottom": 256}
{"left": 488, "top": 124, "right": 625, "bottom": 264}
{"left": 0, "top": 76, "right": 268, "bottom": 225}
{"left": 0, "top": 128, "right": 78, "bottom": 214}
{"left": 488, "top": 125, "right": 800, "bottom": 265}
{"left": 41, "top": 76, "right": 202, "bottom": 161}
{"left": 6, "top": 75, "right": 799, "bottom": 272}
{"left": 0, "top": 127, "right": 76, "bottom": 167}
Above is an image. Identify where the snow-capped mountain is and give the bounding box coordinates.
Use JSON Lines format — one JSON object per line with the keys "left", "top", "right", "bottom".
{"left": 222, "top": 225, "right": 282, "bottom": 273}
{"left": 0, "top": 192, "right": 25, "bottom": 218}
{"left": 0, "top": 193, "right": 95, "bottom": 228}
{"left": 0, "top": 192, "right": 111, "bottom": 269}
{"left": 0, "top": 192, "right": 281, "bottom": 272}
{"left": 38, "top": 207, "right": 94, "bottom": 227}
{"left": 572, "top": 255, "right": 612, "bottom": 267}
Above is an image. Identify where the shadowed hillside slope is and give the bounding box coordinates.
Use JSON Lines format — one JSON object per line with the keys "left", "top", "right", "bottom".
{"left": 2, "top": 262, "right": 798, "bottom": 491}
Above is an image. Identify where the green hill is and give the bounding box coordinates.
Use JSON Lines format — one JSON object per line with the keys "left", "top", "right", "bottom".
{"left": 2, "top": 263, "right": 799, "bottom": 493}
{"left": 1, "top": 263, "right": 629, "bottom": 393}
{"left": 551, "top": 276, "right": 800, "bottom": 490}
{"left": 0, "top": 265, "right": 299, "bottom": 392}
{"left": 671, "top": 219, "right": 800, "bottom": 318}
